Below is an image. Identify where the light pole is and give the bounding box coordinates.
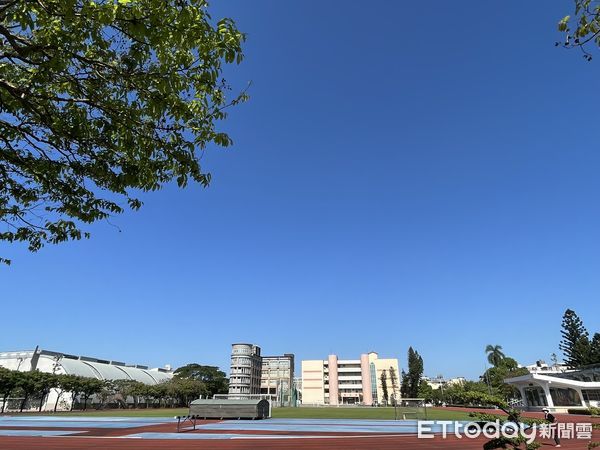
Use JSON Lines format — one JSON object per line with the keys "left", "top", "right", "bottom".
{"left": 484, "top": 363, "right": 493, "bottom": 396}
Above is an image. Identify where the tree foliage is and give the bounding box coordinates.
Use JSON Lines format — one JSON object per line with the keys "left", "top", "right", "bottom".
{"left": 0, "top": 0, "right": 247, "bottom": 264}
{"left": 485, "top": 344, "right": 506, "bottom": 367}
{"left": 14, "top": 368, "right": 41, "bottom": 411}
{"left": 403, "top": 347, "right": 423, "bottom": 398}
{"left": 591, "top": 332, "right": 600, "bottom": 363}
{"left": 457, "top": 390, "right": 508, "bottom": 410}
{"left": 462, "top": 392, "right": 545, "bottom": 450}
{"left": 559, "top": 308, "right": 595, "bottom": 368}
{"left": 558, "top": 0, "right": 600, "bottom": 61}
{"left": 379, "top": 369, "right": 388, "bottom": 405}
{"left": 387, "top": 366, "right": 398, "bottom": 403}
{"left": 0, "top": 367, "right": 18, "bottom": 413}
{"left": 79, "top": 377, "right": 104, "bottom": 410}
{"left": 168, "top": 377, "right": 206, "bottom": 406}
{"left": 0, "top": 364, "right": 222, "bottom": 411}
{"left": 425, "top": 379, "right": 491, "bottom": 406}
{"left": 173, "top": 363, "right": 228, "bottom": 398}
{"left": 417, "top": 380, "right": 433, "bottom": 400}
{"left": 423, "top": 353, "right": 526, "bottom": 407}
{"left": 481, "top": 357, "right": 528, "bottom": 401}
{"left": 400, "top": 369, "right": 408, "bottom": 398}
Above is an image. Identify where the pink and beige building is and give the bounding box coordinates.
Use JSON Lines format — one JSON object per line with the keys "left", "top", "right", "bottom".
{"left": 301, "top": 352, "right": 400, "bottom": 406}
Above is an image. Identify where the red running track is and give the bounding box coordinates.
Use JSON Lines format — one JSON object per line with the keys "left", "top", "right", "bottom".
{"left": 1, "top": 410, "right": 598, "bottom": 449}
{"left": 0, "top": 433, "right": 598, "bottom": 450}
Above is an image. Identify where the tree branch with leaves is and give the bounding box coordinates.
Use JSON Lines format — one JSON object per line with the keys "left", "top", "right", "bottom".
{"left": 558, "top": 0, "right": 600, "bottom": 61}
{"left": 0, "top": 0, "right": 248, "bottom": 264}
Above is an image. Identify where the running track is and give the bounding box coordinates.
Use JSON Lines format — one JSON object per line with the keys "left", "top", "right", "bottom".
{"left": 0, "top": 413, "right": 597, "bottom": 449}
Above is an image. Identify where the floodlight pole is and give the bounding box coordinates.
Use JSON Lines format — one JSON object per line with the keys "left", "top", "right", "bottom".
{"left": 484, "top": 363, "right": 493, "bottom": 396}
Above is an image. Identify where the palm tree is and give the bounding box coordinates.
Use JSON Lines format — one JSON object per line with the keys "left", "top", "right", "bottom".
{"left": 485, "top": 345, "right": 505, "bottom": 367}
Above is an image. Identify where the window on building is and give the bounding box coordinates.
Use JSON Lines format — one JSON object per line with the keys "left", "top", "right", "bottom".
{"left": 583, "top": 389, "right": 600, "bottom": 402}
{"left": 524, "top": 387, "right": 548, "bottom": 407}
{"left": 370, "top": 362, "right": 378, "bottom": 402}
{"left": 549, "top": 387, "right": 582, "bottom": 407}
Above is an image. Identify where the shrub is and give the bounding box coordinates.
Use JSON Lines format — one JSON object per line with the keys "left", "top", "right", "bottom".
{"left": 567, "top": 408, "right": 592, "bottom": 415}
{"left": 568, "top": 406, "right": 600, "bottom": 415}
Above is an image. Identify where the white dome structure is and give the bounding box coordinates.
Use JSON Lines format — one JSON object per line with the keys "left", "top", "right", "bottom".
{"left": 0, "top": 348, "right": 173, "bottom": 411}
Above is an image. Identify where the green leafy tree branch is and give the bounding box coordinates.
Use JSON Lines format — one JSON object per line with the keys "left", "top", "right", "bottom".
{"left": 0, "top": 0, "right": 247, "bottom": 264}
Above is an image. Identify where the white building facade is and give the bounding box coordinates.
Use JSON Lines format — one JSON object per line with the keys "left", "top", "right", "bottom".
{"left": 422, "top": 376, "right": 466, "bottom": 390}
{"left": 506, "top": 364, "right": 600, "bottom": 413}
{"left": 0, "top": 348, "right": 173, "bottom": 411}
{"left": 228, "top": 343, "right": 262, "bottom": 398}
{"left": 261, "top": 354, "right": 294, "bottom": 406}
{"left": 302, "top": 352, "right": 400, "bottom": 406}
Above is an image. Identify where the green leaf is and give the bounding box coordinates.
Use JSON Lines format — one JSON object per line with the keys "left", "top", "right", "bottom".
{"left": 0, "top": 0, "right": 248, "bottom": 263}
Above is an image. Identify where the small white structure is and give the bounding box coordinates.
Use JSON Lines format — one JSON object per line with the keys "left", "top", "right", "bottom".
{"left": 524, "top": 360, "right": 569, "bottom": 375}
{"left": 422, "top": 376, "right": 466, "bottom": 390}
{"left": 0, "top": 348, "right": 173, "bottom": 411}
{"left": 506, "top": 363, "right": 600, "bottom": 413}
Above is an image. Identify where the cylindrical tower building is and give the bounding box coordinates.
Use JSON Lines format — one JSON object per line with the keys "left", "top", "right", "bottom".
{"left": 228, "top": 343, "right": 262, "bottom": 398}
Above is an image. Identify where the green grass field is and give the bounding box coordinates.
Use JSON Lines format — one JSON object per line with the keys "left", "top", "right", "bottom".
{"left": 272, "top": 407, "right": 472, "bottom": 421}
{"left": 11, "top": 406, "right": 472, "bottom": 421}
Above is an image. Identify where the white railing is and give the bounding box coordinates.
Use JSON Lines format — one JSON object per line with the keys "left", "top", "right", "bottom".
{"left": 508, "top": 398, "right": 525, "bottom": 408}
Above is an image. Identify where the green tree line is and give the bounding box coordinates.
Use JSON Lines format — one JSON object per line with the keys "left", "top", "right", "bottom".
{"left": 410, "top": 343, "right": 527, "bottom": 407}
{"left": 0, "top": 363, "right": 228, "bottom": 412}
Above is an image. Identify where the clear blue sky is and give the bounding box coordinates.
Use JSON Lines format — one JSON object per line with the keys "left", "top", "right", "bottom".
{"left": 2, "top": 1, "right": 600, "bottom": 380}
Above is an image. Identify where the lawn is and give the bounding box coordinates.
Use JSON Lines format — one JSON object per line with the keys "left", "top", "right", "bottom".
{"left": 12, "top": 406, "right": 472, "bottom": 421}
{"left": 272, "top": 407, "right": 472, "bottom": 421}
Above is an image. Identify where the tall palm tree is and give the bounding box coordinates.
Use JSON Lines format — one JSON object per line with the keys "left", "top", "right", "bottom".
{"left": 485, "top": 345, "right": 505, "bottom": 367}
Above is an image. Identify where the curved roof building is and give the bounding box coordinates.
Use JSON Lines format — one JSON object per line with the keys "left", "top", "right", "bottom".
{"left": 506, "top": 363, "right": 600, "bottom": 413}
{"left": 0, "top": 348, "right": 173, "bottom": 385}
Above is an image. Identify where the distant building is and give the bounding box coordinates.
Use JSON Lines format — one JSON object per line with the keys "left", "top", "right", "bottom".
{"left": 228, "top": 343, "right": 262, "bottom": 398}
{"left": 0, "top": 348, "right": 172, "bottom": 411}
{"left": 422, "top": 376, "right": 465, "bottom": 390}
{"left": 506, "top": 363, "right": 600, "bottom": 413}
{"left": 302, "top": 352, "right": 400, "bottom": 406}
{"left": 524, "top": 360, "right": 568, "bottom": 375}
{"left": 260, "top": 354, "right": 294, "bottom": 406}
